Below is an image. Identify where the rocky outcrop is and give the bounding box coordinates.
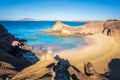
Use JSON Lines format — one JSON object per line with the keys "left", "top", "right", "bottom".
{"left": 11, "top": 41, "right": 20, "bottom": 47}
{"left": 102, "top": 20, "right": 120, "bottom": 35}
{"left": 0, "top": 24, "right": 33, "bottom": 54}
{"left": 0, "top": 24, "right": 31, "bottom": 79}
{"left": 0, "top": 49, "right": 31, "bottom": 80}
{"left": 12, "top": 51, "right": 56, "bottom": 80}
{"left": 0, "top": 24, "right": 19, "bottom": 53}
{"left": 43, "top": 21, "right": 104, "bottom": 37}
{"left": 52, "top": 20, "right": 73, "bottom": 31}
{"left": 44, "top": 20, "right": 120, "bottom": 37}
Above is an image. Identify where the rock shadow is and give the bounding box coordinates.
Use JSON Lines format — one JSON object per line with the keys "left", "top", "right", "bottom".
{"left": 52, "top": 55, "right": 83, "bottom": 80}
{"left": 108, "top": 58, "right": 120, "bottom": 80}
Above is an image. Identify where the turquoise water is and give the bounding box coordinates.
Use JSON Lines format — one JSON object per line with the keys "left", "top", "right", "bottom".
{"left": 0, "top": 21, "right": 87, "bottom": 52}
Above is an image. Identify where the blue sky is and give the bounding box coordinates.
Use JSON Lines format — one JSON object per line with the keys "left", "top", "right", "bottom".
{"left": 0, "top": 0, "right": 120, "bottom": 20}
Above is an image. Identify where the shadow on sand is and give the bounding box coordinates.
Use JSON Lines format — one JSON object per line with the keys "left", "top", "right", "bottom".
{"left": 108, "top": 58, "right": 120, "bottom": 80}
{"left": 53, "top": 55, "right": 83, "bottom": 80}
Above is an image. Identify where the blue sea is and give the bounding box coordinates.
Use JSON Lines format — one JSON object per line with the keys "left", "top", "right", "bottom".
{"left": 0, "top": 21, "right": 87, "bottom": 52}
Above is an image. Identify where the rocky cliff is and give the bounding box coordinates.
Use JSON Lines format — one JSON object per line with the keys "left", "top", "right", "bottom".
{"left": 0, "top": 24, "right": 31, "bottom": 79}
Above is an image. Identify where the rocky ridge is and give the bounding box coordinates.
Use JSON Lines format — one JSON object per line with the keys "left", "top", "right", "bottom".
{"left": 43, "top": 20, "right": 104, "bottom": 37}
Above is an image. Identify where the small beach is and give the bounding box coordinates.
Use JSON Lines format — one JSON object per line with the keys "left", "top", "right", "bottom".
{"left": 56, "top": 34, "right": 120, "bottom": 73}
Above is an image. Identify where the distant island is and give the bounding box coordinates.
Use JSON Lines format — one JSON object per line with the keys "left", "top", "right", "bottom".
{"left": 20, "top": 18, "right": 38, "bottom": 21}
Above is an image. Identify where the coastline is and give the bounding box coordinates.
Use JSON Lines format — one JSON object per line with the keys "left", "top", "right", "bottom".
{"left": 1, "top": 20, "right": 120, "bottom": 80}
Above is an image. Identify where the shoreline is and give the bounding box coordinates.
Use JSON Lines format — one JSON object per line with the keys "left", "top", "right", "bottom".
{"left": 53, "top": 35, "right": 94, "bottom": 55}
{"left": 54, "top": 34, "right": 120, "bottom": 73}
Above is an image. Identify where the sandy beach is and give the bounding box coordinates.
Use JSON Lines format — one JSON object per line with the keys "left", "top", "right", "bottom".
{"left": 56, "top": 34, "right": 120, "bottom": 73}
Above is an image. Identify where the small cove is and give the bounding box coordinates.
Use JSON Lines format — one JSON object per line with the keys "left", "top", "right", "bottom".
{"left": 0, "top": 21, "right": 88, "bottom": 60}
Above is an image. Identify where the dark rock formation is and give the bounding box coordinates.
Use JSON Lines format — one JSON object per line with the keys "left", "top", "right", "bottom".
{"left": 0, "top": 49, "right": 31, "bottom": 79}
{"left": 0, "top": 24, "right": 19, "bottom": 53}
{"left": 0, "top": 24, "right": 31, "bottom": 79}
{"left": 0, "top": 23, "right": 33, "bottom": 56}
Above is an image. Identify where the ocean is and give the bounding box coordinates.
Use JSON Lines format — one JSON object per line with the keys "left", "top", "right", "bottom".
{"left": 0, "top": 21, "right": 87, "bottom": 52}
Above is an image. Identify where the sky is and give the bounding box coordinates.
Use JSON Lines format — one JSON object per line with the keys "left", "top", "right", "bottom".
{"left": 0, "top": 0, "right": 120, "bottom": 20}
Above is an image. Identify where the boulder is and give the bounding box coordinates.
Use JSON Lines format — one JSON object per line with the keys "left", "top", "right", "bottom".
{"left": 84, "top": 62, "right": 96, "bottom": 75}
{"left": 11, "top": 41, "right": 20, "bottom": 47}
{"left": 84, "top": 62, "right": 108, "bottom": 80}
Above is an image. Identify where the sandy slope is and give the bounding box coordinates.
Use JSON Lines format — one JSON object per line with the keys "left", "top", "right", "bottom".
{"left": 56, "top": 34, "right": 120, "bottom": 73}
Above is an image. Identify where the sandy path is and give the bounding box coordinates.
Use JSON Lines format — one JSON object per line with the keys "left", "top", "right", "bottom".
{"left": 55, "top": 34, "right": 120, "bottom": 73}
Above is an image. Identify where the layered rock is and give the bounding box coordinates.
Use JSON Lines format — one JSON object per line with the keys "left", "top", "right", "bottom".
{"left": 43, "top": 21, "right": 104, "bottom": 37}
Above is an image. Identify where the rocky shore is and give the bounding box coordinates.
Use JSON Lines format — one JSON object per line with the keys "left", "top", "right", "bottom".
{"left": 0, "top": 19, "right": 120, "bottom": 80}
{"left": 43, "top": 20, "right": 104, "bottom": 37}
